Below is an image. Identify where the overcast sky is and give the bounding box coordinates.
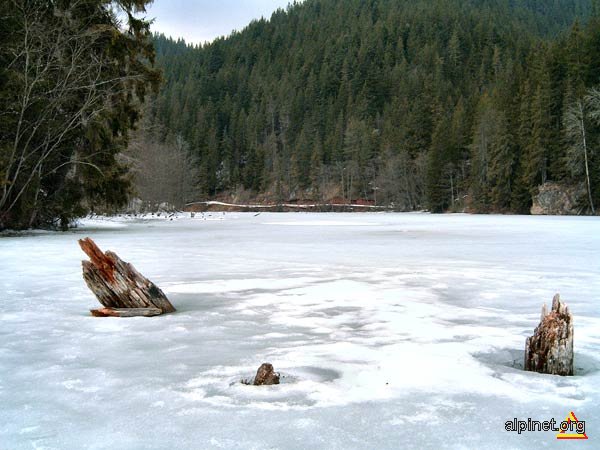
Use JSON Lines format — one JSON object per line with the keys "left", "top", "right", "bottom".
{"left": 145, "top": 0, "right": 295, "bottom": 45}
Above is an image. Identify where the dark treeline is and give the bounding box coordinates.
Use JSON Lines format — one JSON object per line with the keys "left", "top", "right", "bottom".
{"left": 0, "top": 0, "right": 159, "bottom": 230}
{"left": 145, "top": 0, "right": 600, "bottom": 213}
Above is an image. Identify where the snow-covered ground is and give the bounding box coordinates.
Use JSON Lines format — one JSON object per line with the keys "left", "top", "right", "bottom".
{"left": 1, "top": 212, "right": 598, "bottom": 449}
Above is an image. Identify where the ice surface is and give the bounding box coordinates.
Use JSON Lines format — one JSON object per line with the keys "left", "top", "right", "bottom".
{"left": 1, "top": 212, "right": 599, "bottom": 449}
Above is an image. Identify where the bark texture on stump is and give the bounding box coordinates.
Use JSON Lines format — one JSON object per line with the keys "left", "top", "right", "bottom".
{"left": 253, "top": 363, "right": 280, "bottom": 386}
{"left": 79, "top": 237, "right": 176, "bottom": 316}
{"left": 524, "top": 294, "right": 573, "bottom": 376}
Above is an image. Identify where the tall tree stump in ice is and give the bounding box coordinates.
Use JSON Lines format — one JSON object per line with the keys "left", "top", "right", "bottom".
{"left": 79, "top": 237, "right": 176, "bottom": 317}
{"left": 524, "top": 294, "right": 573, "bottom": 376}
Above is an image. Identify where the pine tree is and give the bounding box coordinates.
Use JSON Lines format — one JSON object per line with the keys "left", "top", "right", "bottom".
{"left": 310, "top": 138, "right": 324, "bottom": 200}
{"left": 426, "top": 116, "right": 452, "bottom": 213}
{"left": 522, "top": 55, "right": 553, "bottom": 194}
{"left": 488, "top": 112, "right": 514, "bottom": 211}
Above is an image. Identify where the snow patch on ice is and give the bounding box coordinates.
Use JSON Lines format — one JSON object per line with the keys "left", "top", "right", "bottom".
{"left": 2, "top": 212, "right": 599, "bottom": 449}
{"left": 263, "top": 220, "right": 380, "bottom": 226}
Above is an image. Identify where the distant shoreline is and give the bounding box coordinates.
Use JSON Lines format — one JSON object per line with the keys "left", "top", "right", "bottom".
{"left": 185, "top": 200, "right": 395, "bottom": 213}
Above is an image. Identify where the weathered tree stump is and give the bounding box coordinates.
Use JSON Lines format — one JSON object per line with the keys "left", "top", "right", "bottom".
{"left": 253, "top": 363, "right": 280, "bottom": 386}
{"left": 79, "top": 237, "right": 176, "bottom": 316}
{"left": 524, "top": 294, "right": 573, "bottom": 376}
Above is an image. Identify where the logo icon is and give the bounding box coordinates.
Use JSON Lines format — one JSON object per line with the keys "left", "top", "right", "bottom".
{"left": 556, "top": 411, "right": 588, "bottom": 440}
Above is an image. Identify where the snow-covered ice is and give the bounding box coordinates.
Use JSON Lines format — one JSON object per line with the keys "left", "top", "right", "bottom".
{"left": 1, "top": 212, "right": 599, "bottom": 449}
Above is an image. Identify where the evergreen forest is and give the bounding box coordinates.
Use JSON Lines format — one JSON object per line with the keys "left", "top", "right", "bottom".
{"left": 2, "top": 0, "right": 600, "bottom": 230}
{"left": 144, "top": 0, "right": 600, "bottom": 213}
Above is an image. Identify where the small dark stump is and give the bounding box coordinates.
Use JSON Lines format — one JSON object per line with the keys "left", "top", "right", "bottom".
{"left": 524, "top": 294, "right": 574, "bottom": 376}
{"left": 253, "top": 363, "right": 280, "bottom": 386}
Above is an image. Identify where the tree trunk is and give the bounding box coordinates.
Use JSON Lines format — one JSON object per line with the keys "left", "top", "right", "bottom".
{"left": 579, "top": 108, "right": 595, "bottom": 214}
{"left": 79, "top": 237, "right": 175, "bottom": 316}
{"left": 524, "top": 294, "right": 573, "bottom": 376}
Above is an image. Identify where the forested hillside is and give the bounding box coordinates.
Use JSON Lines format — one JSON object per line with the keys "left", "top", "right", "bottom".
{"left": 141, "top": 0, "right": 600, "bottom": 213}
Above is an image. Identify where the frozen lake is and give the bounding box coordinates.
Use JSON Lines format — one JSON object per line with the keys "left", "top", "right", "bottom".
{"left": 1, "top": 212, "right": 599, "bottom": 449}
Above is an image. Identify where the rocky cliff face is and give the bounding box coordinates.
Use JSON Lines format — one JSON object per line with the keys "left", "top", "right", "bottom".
{"left": 530, "top": 183, "right": 585, "bottom": 215}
